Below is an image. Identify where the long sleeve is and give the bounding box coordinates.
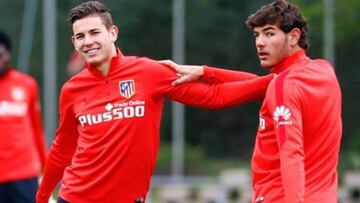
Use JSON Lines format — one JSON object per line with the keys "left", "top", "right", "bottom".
{"left": 151, "top": 62, "right": 273, "bottom": 109}
{"left": 201, "top": 65, "right": 258, "bottom": 83}
{"left": 167, "top": 75, "right": 273, "bottom": 109}
{"left": 28, "top": 79, "right": 47, "bottom": 170}
{"left": 36, "top": 86, "right": 79, "bottom": 203}
{"left": 201, "top": 66, "right": 271, "bottom": 100}
{"left": 274, "top": 75, "right": 305, "bottom": 203}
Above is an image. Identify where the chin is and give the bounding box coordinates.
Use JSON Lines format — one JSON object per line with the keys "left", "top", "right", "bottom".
{"left": 85, "top": 56, "right": 101, "bottom": 64}
{"left": 260, "top": 61, "right": 273, "bottom": 69}
{"left": 85, "top": 59, "right": 99, "bottom": 66}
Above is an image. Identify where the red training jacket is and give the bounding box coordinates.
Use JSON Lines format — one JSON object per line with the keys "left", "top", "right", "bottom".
{"left": 202, "top": 50, "right": 342, "bottom": 203}
{"left": 252, "top": 50, "right": 342, "bottom": 203}
{"left": 36, "top": 49, "right": 273, "bottom": 203}
{"left": 0, "top": 68, "right": 47, "bottom": 183}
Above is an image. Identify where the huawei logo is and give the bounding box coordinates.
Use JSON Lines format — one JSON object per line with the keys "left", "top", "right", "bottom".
{"left": 273, "top": 105, "right": 293, "bottom": 126}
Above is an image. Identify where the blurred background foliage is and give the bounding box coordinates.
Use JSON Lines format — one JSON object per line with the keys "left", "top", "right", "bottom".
{"left": 0, "top": 0, "right": 359, "bottom": 175}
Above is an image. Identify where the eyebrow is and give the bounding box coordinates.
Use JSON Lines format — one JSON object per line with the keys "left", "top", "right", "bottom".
{"left": 89, "top": 28, "right": 101, "bottom": 32}
{"left": 74, "top": 32, "right": 83, "bottom": 37}
{"left": 74, "top": 28, "right": 101, "bottom": 37}
{"left": 254, "top": 26, "right": 275, "bottom": 34}
{"left": 262, "top": 27, "right": 275, "bottom": 32}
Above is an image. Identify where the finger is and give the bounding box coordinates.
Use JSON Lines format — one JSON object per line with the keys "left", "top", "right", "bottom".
{"left": 172, "top": 78, "right": 186, "bottom": 86}
{"left": 158, "top": 60, "right": 182, "bottom": 72}
{"left": 160, "top": 60, "right": 178, "bottom": 67}
{"left": 158, "top": 59, "right": 170, "bottom": 64}
{"left": 158, "top": 61, "right": 171, "bottom": 66}
{"left": 172, "top": 76, "right": 192, "bottom": 86}
{"left": 172, "top": 79, "right": 184, "bottom": 86}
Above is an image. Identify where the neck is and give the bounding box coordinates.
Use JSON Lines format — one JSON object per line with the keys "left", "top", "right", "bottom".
{"left": 271, "top": 48, "right": 306, "bottom": 74}
{"left": 288, "top": 45, "right": 302, "bottom": 56}
{"left": 97, "top": 61, "right": 111, "bottom": 76}
{"left": 95, "top": 46, "right": 117, "bottom": 76}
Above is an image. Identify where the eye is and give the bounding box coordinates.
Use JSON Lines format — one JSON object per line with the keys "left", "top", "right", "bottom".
{"left": 253, "top": 32, "right": 259, "bottom": 38}
{"left": 75, "top": 35, "right": 84, "bottom": 40}
{"left": 90, "top": 30, "right": 101, "bottom": 35}
{"left": 265, "top": 32, "right": 275, "bottom": 37}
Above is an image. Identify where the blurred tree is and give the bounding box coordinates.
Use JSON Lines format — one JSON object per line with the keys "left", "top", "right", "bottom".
{"left": 1, "top": 0, "right": 359, "bottom": 173}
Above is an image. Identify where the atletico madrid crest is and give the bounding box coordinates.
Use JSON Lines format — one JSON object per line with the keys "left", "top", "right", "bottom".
{"left": 119, "top": 80, "right": 135, "bottom": 98}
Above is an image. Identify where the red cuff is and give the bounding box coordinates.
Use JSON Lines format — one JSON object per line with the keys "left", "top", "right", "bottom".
{"left": 36, "top": 192, "right": 50, "bottom": 203}
{"left": 200, "top": 65, "right": 217, "bottom": 83}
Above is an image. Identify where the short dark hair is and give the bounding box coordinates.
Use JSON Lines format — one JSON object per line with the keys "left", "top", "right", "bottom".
{"left": 0, "top": 30, "right": 11, "bottom": 52}
{"left": 246, "top": 0, "right": 309, "bottom": 50}
{"left": 67, "top": 1, "right": 113, "bottom": 29}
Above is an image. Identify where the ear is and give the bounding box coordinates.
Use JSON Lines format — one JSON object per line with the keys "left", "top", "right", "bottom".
{"left": 109, "top": 25, "right": 119, "bottom": 42}
{"left": 71, "top": 36, "right": 78, "bottom": 51}
{"left": 288, "top": 27, "right": 301, "bottom": 47}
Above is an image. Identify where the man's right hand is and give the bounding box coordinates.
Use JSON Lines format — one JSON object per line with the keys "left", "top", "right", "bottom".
{"left": 158, "top": 60, "right": 204, "bottom": 86}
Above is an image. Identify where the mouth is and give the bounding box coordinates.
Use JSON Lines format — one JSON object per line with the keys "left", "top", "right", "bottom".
{"left": 83, "top": 48, "right": 100, "bottom": 56}
{"left": 258, "top": 51, "right": 269, "bottom": 60}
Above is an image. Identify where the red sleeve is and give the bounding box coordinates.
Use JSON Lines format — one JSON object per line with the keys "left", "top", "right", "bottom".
{"left": 28, "top": 79, "right": 47, "bottom": 170}
{"left": 151, "top": 62, "right": 272, "bottom": 109}
{"left": 201, "top": 65, "right": 258, "bottom": 84}
{"left": 166, "top": 76, "right": 272, "bottom": 108}
{"left": 274, "top": 73, "right": 305, "bottom": 203}
{"left": 36, "top": 86, "right": 79, "bottom": 203}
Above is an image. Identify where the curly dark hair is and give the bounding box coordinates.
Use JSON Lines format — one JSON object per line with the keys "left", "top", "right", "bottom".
{"left": 246, "top": 0, "right": 309, "bottom": 50}
{"left": 67, "top": 1, "right": 113, "bottom": 29}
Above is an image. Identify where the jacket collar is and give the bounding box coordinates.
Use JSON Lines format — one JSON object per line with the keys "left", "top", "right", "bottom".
{"left": 85, "top": 48, "right": 124, "bottom": 77}
{"left": 271, "top": 49, "right": 307, "bottom": 74}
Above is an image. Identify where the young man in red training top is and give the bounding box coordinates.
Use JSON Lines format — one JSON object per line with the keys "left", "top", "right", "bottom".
{"left": 36, "top": 1, "right": 274, "bottom": 203}
{"left": 162, "top": 0, "right": 342, "bottom": 202}
{"left": 0, "top": 30, "right": 47, "bottom": 203}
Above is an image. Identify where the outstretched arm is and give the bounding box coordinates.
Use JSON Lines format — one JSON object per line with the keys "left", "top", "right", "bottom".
{"left": 150, "top": 61, "right": 273, "bottom": 109}
{"left": 158, "top": 60, "right": 205, "bottom": 85}
{"left": 159, "top": 60, "right": 258, "bottom": 85}
{"left": 165, "top": 74, "right": 273, "bottom": 109}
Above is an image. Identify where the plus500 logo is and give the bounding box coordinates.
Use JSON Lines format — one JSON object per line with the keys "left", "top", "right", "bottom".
{"left": 78, "top": 105, "right": 145, "bottom": 127}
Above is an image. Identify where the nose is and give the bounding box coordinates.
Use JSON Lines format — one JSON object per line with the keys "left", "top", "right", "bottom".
{"left": 255, "top": 34, "right": 266, "bottom": 48}
{"left": 84, "top": 34, "right": 94, "bottom": 46}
